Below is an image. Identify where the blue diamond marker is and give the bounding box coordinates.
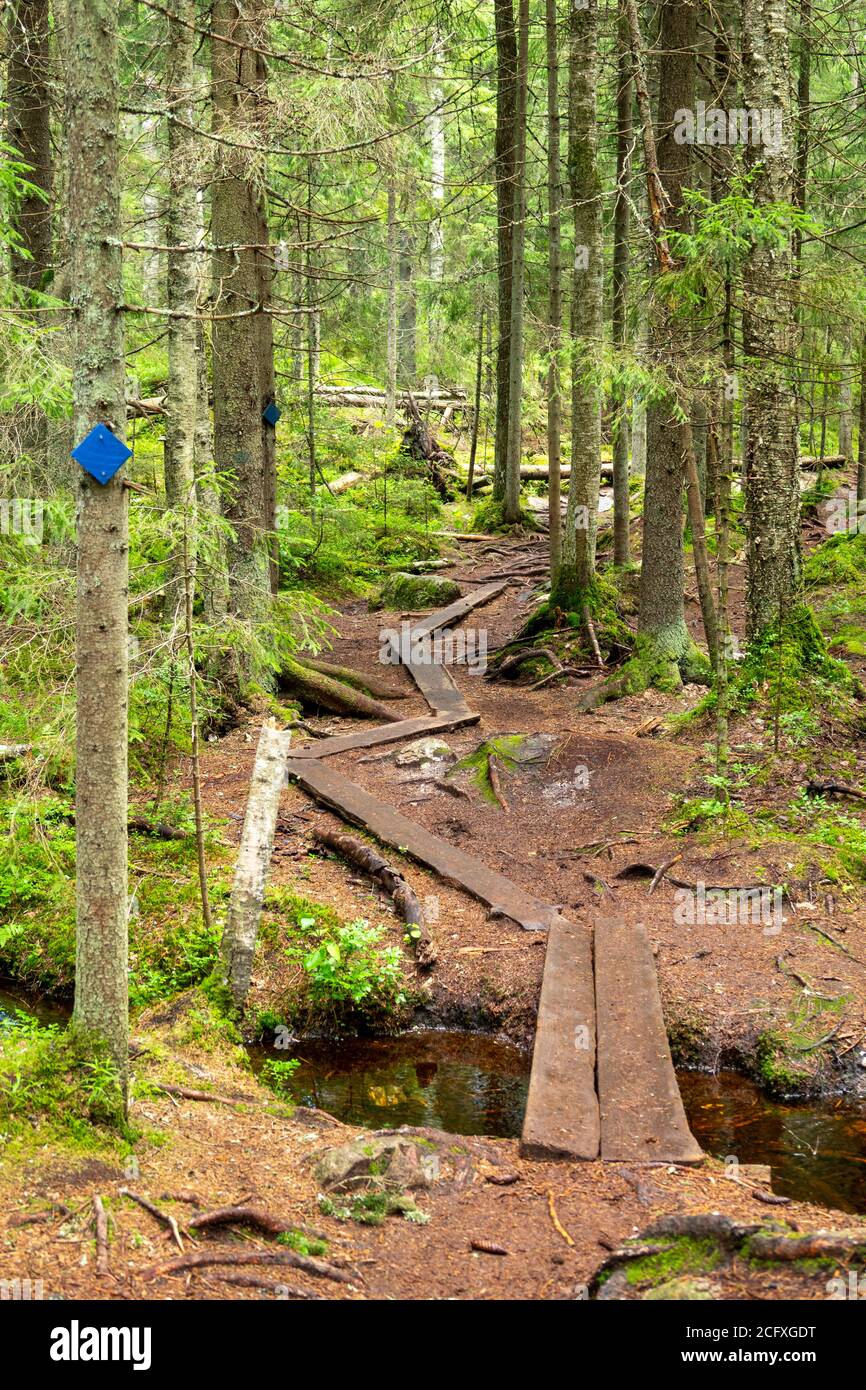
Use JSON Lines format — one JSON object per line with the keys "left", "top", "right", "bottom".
{"left": 263, "top": 401, "right": 281, "bottom": 427}
{"left": 71, "top": 424, "right": 133, "bottom": 485}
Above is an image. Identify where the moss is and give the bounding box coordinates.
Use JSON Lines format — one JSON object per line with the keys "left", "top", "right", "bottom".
{"left": 470, "top": 496, "right": 538, "bottom": 533}
{"left": 624, "top": 1236, "right": 722, "bottom": 1288}
{"left": 450, "top": 733, "right": 542, "bottom": 803}
{"left": 374, "top": 570, "right": 462, "bottom": 611}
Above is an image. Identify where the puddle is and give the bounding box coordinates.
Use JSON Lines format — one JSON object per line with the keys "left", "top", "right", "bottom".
{"left": 248, "top": 1030, "right": 531, "bottom": 1138}
{"left": 678, "top": 1071, "right": 866, "bottom": 1215}
{"left": 0, "top": 983, "right": 69, "bottom": 1030}
{"left": 3, "top": 986, "right": 864, "bottom": 1212}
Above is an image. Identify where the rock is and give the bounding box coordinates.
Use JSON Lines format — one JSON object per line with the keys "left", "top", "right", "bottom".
{"left": 395, "top": 737, "right": 453, "bottom": 767}
{"left": 375, "top": 572, "right": 462, "bottom": 611}
{"left": 644, "top": 1276, "right": 722, "bottom": 1301}
{"left": 313, "top": 1134, "right": 441, "bottom": 1192}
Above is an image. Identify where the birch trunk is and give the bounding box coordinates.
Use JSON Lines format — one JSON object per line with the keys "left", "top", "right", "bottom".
{"left": 222, "top": 722, "right": 292, "bottom": 1007}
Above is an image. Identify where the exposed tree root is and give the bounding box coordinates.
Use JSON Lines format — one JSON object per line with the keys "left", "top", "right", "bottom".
{"left": 577, "top": 629, "right": 711, "bottom": 712}
{"left": 141, "top": 1247, "right": 353, "bottom": 1284}
{"left": 312, "top": 826, "right": 437, "bottom": 967}
{"left": 189, "top": 1204, "right": 326, "bottom": 1241}
{"left": 279, "top": 655, "right": 398, "bottom": 721}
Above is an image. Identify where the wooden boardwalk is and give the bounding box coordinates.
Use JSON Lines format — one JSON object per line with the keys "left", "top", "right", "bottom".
{"left": 280, "top": 578, "right": 702, "bottom": 1165}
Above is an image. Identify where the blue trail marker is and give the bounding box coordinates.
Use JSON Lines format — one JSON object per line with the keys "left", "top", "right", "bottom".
{"left": 262, "top": 401, "right": 281, "bottom": 427}
{"left": 71, "top": 424, "right": 133, "bottom": 485}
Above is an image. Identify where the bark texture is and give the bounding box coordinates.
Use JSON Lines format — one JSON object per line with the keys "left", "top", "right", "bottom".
{"left": 68, "top": 0, "right": 129, "bottom": 1103}
{"left": 741, "top": 0, "right": 800, "bottom": 638}
{"left": 222, "top": 722, "right": 292, "bottom": 1006}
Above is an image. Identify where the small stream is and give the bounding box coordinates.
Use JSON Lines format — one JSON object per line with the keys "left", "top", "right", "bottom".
{"left": 4, "top": 990, "right": 866, "bottom": 1214}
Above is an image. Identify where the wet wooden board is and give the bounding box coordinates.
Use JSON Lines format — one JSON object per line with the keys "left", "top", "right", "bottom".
{"left": 288, "top": 710, "right": 479, "bottom": 759}
{"left": 520, "top": 915, "right": 600, "bottom": 1160}
{"left": 404, "top": 658, "right": 472, "bottom": 718}
{"left": 408, "top": 579, "right": 508, "bottom": 641}
{"left": 595, "top": 917, "right": 703, "bottom": 1164}
{"left": 286, "top": 757, "right": 560, "bottom": 932}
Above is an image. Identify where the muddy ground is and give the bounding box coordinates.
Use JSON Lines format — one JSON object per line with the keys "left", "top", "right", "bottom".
{"left": 3, "top": 484, "right": 866, "bottom": 1301}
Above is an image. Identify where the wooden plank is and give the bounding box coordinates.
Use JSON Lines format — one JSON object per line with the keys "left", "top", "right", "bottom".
{"left": 520, "top": 915, "right": 600, "bottom": 1161}
{"left": 286, "top": 757, "right": 560, "bottom": 932}
{"left": 288, "top": 710, "right": 479, "bottom": 759}
{"left": 595, "top": 917, "right": 703, "bottom": 1164}
{"left": 408, "top": 579, "right": 508, "bottom": 641}
{"left": 404, "top": 659, "right": 471, "bottom": 717}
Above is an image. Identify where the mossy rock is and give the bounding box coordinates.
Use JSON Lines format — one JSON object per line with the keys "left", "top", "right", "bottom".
{"left": 374, "top": 572, "right": 462, "bottom": 611}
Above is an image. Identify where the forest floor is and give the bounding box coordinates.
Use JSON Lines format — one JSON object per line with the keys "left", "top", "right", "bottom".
{"left": 4, "top": 472, "right": 866, "bottom": 1301}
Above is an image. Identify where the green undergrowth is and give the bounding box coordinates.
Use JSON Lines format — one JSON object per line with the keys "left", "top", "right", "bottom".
{"left": 0, "top": 792, "right": 229, "bottom": 1003}
{"left": 470, "top": 495, "right": 539, "bottom": 533}
{"left": 0, "top": 1018, "right": 132, "bottom": 1149}
{"left": 253, "top": 888, "right": 412, "bottom": 1033}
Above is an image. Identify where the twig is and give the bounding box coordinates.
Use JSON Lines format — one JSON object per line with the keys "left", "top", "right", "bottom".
{"left": 487, "top": 753, "right": 509, "bottom": 811}
{"left": 547, "top": 1190, "right": 575, "bottom": 1247}
{"left": 119, "top": 1188, "right": 185, "bottom": 1253}
{"left": 93, "top": 1195, "right": 110, "bottom": 1278}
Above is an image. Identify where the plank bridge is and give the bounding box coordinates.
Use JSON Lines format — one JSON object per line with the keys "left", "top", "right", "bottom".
{"left": 276, "top": 581, "right": 701, "bottom": 1164}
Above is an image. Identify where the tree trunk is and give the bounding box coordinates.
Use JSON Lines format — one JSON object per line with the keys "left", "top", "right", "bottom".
{"left": 164, "top": 0, "right": 199, "bottom": 611}
{"left": 857, "top": 336, "right": 866, "bottom": 506}
{"left": 386, "top": 179, "right": 398, "bottom": 426}
{"left": 222, "top": 722, "right": 292, "bottom": 1008}
{"left": 397, "top": 189, "right": 417, "bottom": 388}
{"left": 634, "top": 0, "right": 703, "bottom": 685}
{"left": 553, "top": 0, "right": 604, "bottom": 599}
{"left": 67, "top": 0, "right": 129, "bottom": 1111}
{"left": 611, "top": 0, "right": 632, "bottom": 566}
{"left": 503, "top": 0, "right": 529, "bottom": 524}
{"left": 742, "top": 0, "right": 800, "bottom": 640}
{"left": 545, "top": 0, "right": 563, "bottom": 574}
{"left": 211, "top": 0, "right": 270, "bottom": 626}
{"left": 7, "top": 0, "right": 53, "bottom": 289}
{"left": 493, "top": 0, "right": 517, "bottom": 502}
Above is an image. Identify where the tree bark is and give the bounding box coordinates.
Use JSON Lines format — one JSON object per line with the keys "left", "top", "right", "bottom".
{"left": 503, "top": 0, "right": 530, "bottom": 524}
{"left": 493, "top": 0, "right": 517, "bottom": 502}
{"left": 545, "top": 0, "right": 563, "bottom": 574}
{"left": 611, "top": 0, "right": 632, "bottom": 566}
{"left": 553, "top": 0, "right": 604, "bottom": 599}
{"left": 164, "top": 0, "right": 199, "bottom": 610}
{"left": 222, "top": 722, "right": 292, "bottom": 1007}
{"left": 211, "top": 0, "right": 271, "bottom": 625}
{"left": 68, "top": 0, "right": 129, "bottom": 1109}
{"left": 7, "top": 0, "right": 53, "bottom": 289}
{"left": 742, "top": 0, "right": 800, "bottom": 639}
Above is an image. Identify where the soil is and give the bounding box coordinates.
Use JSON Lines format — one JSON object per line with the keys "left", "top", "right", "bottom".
{"left": 4, "top": 476, "right": 866, "bottom": 1301}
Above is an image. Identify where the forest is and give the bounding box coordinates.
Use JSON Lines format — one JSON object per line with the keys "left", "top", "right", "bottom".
{"left": 2, "top": 0, "right": 866, "bottom": 1336}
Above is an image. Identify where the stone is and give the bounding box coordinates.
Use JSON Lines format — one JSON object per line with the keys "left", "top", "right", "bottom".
{"left": 313, "top": 1133, "right": 441, "bottom": 1192}
{"left": 394, "top": 737, "right": 453, "bottom": 767}
{"left": 644, "top": 1276, "right": 722, "bottom": 1301}
{"left": 376, "top": 572, "right": 462, "bottom": 611}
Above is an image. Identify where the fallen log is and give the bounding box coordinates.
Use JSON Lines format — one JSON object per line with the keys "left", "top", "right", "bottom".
{"left": 280, "top": 656, "right": 399, "bottom": 720}
{"left": 221, "top": 720, "right": 293, "bottom": 1008}
{"left": 0, "top": 744, "right": 30, "bottom": 760}
{"left": 301, "top": 656, "right": 407, "bottom": 701}
{"left": 312, "top": 827, "right": 436, "bottom": 967}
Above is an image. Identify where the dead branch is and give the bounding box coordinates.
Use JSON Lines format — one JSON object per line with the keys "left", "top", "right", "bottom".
{"left": 312, "top": 827, "right": 436, "bottom": 967}
{"left": 92, "top": 1195, "right": 110, "bottom": 1278}
{"left": 119, "top": 1188, "right": 185, "bottom": 1252}
{"left": 141, "top": 1247, "right": 354, "bottom": 1283}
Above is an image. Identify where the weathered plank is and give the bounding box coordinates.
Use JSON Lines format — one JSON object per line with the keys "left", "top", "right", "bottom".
{"left": 408, "top": 579, "right": 508, "bottom": 641}
{"left": 286, "top": 757, "right": 559, "bottom": 932}
{"left": 288, "top": 710, "right": 479, "bottom": 759}
{"left": 403, "top": 658, "right": 472, "bottom": 717}
{"left": 595, "top": 917, "right": 703, "bottom": 1164}
{"left": 520, "top": 915, "right": 600, "bottom": 1160}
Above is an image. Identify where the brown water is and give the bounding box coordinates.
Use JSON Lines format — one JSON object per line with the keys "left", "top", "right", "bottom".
{"left": 248, "top": 1030, "right": 531, "bottom": 1138}
{"left": 678, "top": 1071, "right": 866, "bottom": 1215}
{"left": 4, "top": 990, "right": 865, "bottom": 1214}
